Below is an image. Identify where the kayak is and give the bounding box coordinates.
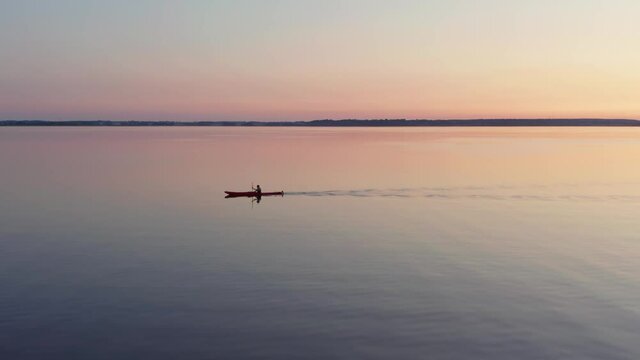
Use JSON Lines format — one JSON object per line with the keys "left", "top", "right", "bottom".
{"left": 224, "top": 191, "right": 284, "bottom": 197}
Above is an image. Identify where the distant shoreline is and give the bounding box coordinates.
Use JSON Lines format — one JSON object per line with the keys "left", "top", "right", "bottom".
{"left": 2, "top": 119, "right": 640, "bottom": 127}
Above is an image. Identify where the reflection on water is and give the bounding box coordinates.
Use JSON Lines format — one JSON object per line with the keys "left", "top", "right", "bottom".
{"left": 1, "top": 127, "right": 640, "bottom": 359}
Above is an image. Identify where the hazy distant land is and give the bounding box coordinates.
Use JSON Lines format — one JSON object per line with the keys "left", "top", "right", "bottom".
{"left": 2, "top": 119, "right": 640, "bottom": 127}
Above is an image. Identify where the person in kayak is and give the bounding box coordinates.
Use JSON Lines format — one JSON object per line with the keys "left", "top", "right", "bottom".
{"left": 252, "top": 184, "right": 262, "bottom": 204}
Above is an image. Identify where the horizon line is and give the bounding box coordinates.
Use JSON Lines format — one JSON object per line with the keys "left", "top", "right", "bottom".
{"left": 3, "top": 118, "right": 640, "bottom": 127}
{"left": 2, "top": 118, "right": 640, "bottom": 123}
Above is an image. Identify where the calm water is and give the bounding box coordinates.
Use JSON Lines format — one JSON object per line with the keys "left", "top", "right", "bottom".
{"left": 1, "top": 127, "right": 640, "bottom": 359}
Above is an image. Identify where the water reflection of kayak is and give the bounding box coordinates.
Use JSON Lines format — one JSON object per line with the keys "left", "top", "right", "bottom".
{"left": 224, "top": 191, "right": 284, "bottom": 198}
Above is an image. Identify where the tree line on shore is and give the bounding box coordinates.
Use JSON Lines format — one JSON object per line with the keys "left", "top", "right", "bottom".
{"left": 2, "top": 119, "right": 640, "bottom": 126}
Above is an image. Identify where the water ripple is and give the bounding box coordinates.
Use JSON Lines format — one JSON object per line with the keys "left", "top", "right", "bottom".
{"left": 286, "top": 185, "right": 640, "bottom": 202}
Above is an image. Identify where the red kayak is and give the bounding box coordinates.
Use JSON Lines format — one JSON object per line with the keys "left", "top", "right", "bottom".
{"left": 225, "top": 191, "right": 284, "bottom": 197}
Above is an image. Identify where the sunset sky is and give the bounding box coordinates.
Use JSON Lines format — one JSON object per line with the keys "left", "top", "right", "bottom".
{"left": 2, "top": 0, "right": 639, "bottom": 121}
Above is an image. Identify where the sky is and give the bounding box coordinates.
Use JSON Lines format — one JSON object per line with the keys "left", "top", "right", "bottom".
{"left": 1, "top": 0, "right": 639, "bottom": 121}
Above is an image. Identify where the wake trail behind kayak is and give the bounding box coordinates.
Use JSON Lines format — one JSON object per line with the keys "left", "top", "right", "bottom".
{"left": 284, "top": 185, "right": 640, "bottom": 202}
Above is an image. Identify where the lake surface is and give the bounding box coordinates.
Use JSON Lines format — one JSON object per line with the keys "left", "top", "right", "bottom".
{"left": 1, "top": 127, "right": 640, "bottom": 359}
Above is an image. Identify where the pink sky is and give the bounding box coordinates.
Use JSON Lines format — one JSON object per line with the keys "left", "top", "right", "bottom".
{"left": 2, "top": 1, "right": 639, "bottom": 121}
